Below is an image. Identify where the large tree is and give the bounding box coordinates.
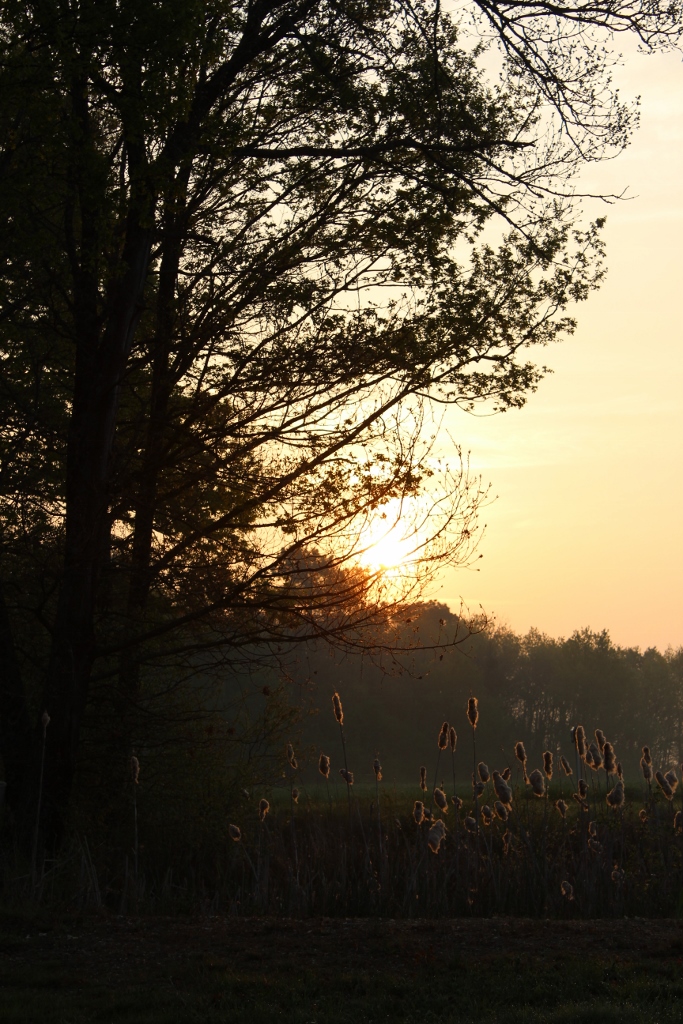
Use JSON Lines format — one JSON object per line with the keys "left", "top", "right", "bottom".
{"left": 0, "top": 0, "right": 679, "bottom": 846}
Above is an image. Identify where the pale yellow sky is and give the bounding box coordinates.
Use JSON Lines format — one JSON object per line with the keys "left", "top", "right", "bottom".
{"left": 439, "top": 44, "right": 683, "bottom": 651}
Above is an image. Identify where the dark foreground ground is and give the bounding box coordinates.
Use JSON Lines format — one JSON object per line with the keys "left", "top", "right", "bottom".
{"left": 1, "top": 913, "right": 683, "bottom": 1023}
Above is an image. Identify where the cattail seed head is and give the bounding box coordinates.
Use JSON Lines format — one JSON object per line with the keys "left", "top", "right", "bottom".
{"left": 674, "top": 810, "right": 683, "bottom": 834}
{"left": 641, "top": 759, "right": 653, "bottom": 782}
{"left": 258, "top": 798, "right": 270, "bottom": 821}
{"left": 131, "top": 755, "right": 140, "bottom": 785}
{"left": 514, "top": 741, "right": 527, "bottom": 767}
{"left": 477, "top": 761, "right": 490, "bottom": 784}
{"left": 413, "top": 800, "right": 425, "bottom": 824}
{"left": 561, "top": 880, "right": 574, "bottom": 901}
{"left": 574, "top": 725, "right": 586, "bottom": 759}
{"left": 451, "top": 794, "right": 463, "bottom": 811}
{"left": 420, "top": 765, "right": 427, "bottom": 792}
{"left": 587, "top": 741, "right": 603, "bottom": 771}
{"left": 639, "top": 808, "right": 648, "bottom": 823}
{"left": 332, "top": 691, "right": 344, "bottom": 725}
{"left": 373, "top": 757, "right": 382, "bottom": 781}
{"left": 501, "top": 766, "right": 512, "bottom": 781}
{"left": 641, "top": 745, "right": 652, "bottom": 765}
{"left": 286, "top": 743, "right": 296, "bottom": 767}
{"left": 572, "top": 793, "right": 588, "bottom": 811}
{"left": 291, "top": 787, "right": 299, "bottom": 803}
{"left": 655, "top": 770, "right": 674, "bottom": 800}
{"left": 588, "top": 820, "right": 597, "bottom": 838}
{"left": 438, "top": 721, "right": 449, "bottom": 749}
{"left": 543, "top": 751, "right": 553, "bottom": 780}
{"left": 481, "top": 804, "right": 493, "bottom": 825}
{"left": 427, "top": 818, "right": 447, "bottom": 853}
{"left": 467, "top": 697, "right": 479, "bottom": 729}
{"left": 602, "top": 742, "right": 616, "bottom": 775}
{"left": 616, "top": 762, "right": 624, "bottom": 780}
{"left": 449, "top": 727, "right": 457, "bottom": 752}
{"left": 228, "top": 824, "right": 241, "bottom": 842}
{"left": 528, "top": 768, "right": 545, "bottom": 797}
{"left": 464, "top": 815, "right": 477, "bottom": 833}
{"left": 494, "top": 800, "right": 508, "bottom": 821}
{"left": 595, "top": 728, "right": 606, "bottom": 753}
{"left": 502, "top": 829, "right": 512, "bottom": 855}
{"left": 472, "top": 779, "right": 485, "bottom": 798}
{"left": 555, "top": 798, "right": 567, "bottom": 819}
{"left": 319, "top": 753, "right": 330, "bottom": 778}
{"left": 578, "top": 779, "right": 588, "bottom": 799}
{"left": 339, "top": 768, "right": 354, "bottom": 785}
{"left": 606, "top": 779, "right": 624, "bottom": 809}
{"left": 434, "top": 787, "right": 448, "bottom": 812}
{"left": 560, "top": 755, "right": 573, "bottom": 777}
{"left": 492, "top": 771, "right": 512, "bottom": 808}
{"left": 665, "top": 768, "right": 678, "bottom": 793}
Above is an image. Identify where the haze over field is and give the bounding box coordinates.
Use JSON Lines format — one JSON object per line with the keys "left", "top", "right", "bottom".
{"left": 439, "top": 45, "right": 683, "bottom": 651}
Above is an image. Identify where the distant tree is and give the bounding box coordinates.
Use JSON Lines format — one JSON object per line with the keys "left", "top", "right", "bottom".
{"left": 0, "top": 0, "right": 679, "bottom": 846}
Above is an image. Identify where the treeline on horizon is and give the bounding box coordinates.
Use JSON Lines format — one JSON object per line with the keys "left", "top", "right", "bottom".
{"left": 279, "top": 602, "right": 683, "bottom": 789}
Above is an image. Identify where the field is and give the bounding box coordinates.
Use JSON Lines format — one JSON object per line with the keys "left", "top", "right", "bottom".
{"left": 1, "top": 912, "right": 683, "bottom": 1023}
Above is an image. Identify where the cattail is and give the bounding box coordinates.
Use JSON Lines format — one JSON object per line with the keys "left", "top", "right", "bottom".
{"left": 595, "top": 728, "right": 606, "bottom": 753}
{"left": 641, "top": 759, "right": 653, "bottom": 783}
{"left": 528, "top": 768, "right": 545, "bottom": 797}
{"left": 616, "top": 762, "right": 623, "bottom": 780}
{"left": 292, "top": 787, "right": 299, "bottom": 803}
{"left": 516, "top": 741, "right": 528, "bottom": 778}
{"left": 286, "top": 743, "right": 297, "bottom": 768}
{"left": 438, "top": 721, "right": 449, "bottom": 750}
{"left": 494, "top": 800, "right": 508, "bottom": 822}
{"left": 481, "top": 805, "right": 493, "bottom": 825}
{"left": 449, "top": 727, "right": 457, "bottom": 752}
{"left": 413, "top": 800, "right": 425, "bottom": 825}
{"left": 642, "top": 745, "right": 652, "bottom": 765}
{"left": 492, "top": 771, "right": 512, "bottom": 808}
{"left": 587, "top": 741, "right": 602, "bottom": 771}
{"left": 420, "top": 766, "right": 427, "bottom": 792}
{"left": 477, "top": 761, "right": 490, "bottom": 784}
{"left": 578, "top": 778, "right": 588, "bottom": 799}
{"left": 427, "top": 818, "right": 447, "bottom": 853}
{"left": 572, "top": 793, "right": 588, "bottom": 811}
{"left": 674, "top": 810, "right": 683, "bottom": 834}
{"left": 258, "top": 798, "right": 270, "bottom": 821}
{"left": 502, "top": 829, "right": 512, "bottom": 855}
{"left": 611, "top": 866, "right": 625, "bottom": 884}
{"left": 464, "top": 816, "right": 477, "bottom": 833}
{"left": 434, "top": 787, "right": 448, "bottom": 812}
{"left": 560, "top": 755, "right": 573, "bottom": 777}
{"left": 561, "top": 880, "right": 574, "bottom": 900}
{"left": 606, "top": 779, "right": 624, "bottom": 809}
{"left": 373, "top": 757, "right": 382, "bottom": 781}
{"left": 655, "top": 770, "right": 674, "bottom": 800}
{"left": 131, "top": 755, "right": 140, "bottom": 785}
{"left": 467, "top": 697, "right": 479, "bottom": 729}
{"left": 451, "top": 794, "right": 463, "bottom": 811}
{"left": 501, "top": 766, "right": 512, "bottom": 781}
{"left": 423, "top": 807, "right": 433, "bottom": 821}
{"left": 574, "top": 725, "right": 586, "bottom": 759}
{"left": 339, "top": 768, "right": 354, "bottom": 785}
{"left": 555, "top": 798, "right": 567, "bottom": 818}
{"left": 472, "top": 779, "right": 485, "bottom": 798}
{"left": 639, "top": 808, "right": 648, "bottom": 823}
{"left": 319, "top": 753, "right": 330, "bottom": 778}
{"left": 332, "top": 691, "right": 344, "bottom": 725}
{"left": 543, "top": 751, "right": 553, "bottom": 781}
{"left": 585, "top": 747, "right": 594, "bottom": 769}
{"left": 228, "top": 824, "right": 241, "bottom": 842}
{"left": 603, "top": 742, "right": 616, "bottom": 776}
{"left": 665, "top": 769, "right": 678, "bottom": 794}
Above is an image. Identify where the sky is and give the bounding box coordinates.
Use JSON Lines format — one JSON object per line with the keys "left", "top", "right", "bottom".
{"left": 437, "top": 43, "right": 683, "bottom": 652}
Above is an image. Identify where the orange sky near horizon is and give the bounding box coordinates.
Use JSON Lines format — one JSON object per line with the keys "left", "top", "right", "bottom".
{"left": 437, "top": 43, "right": 683, "bottom": 653}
